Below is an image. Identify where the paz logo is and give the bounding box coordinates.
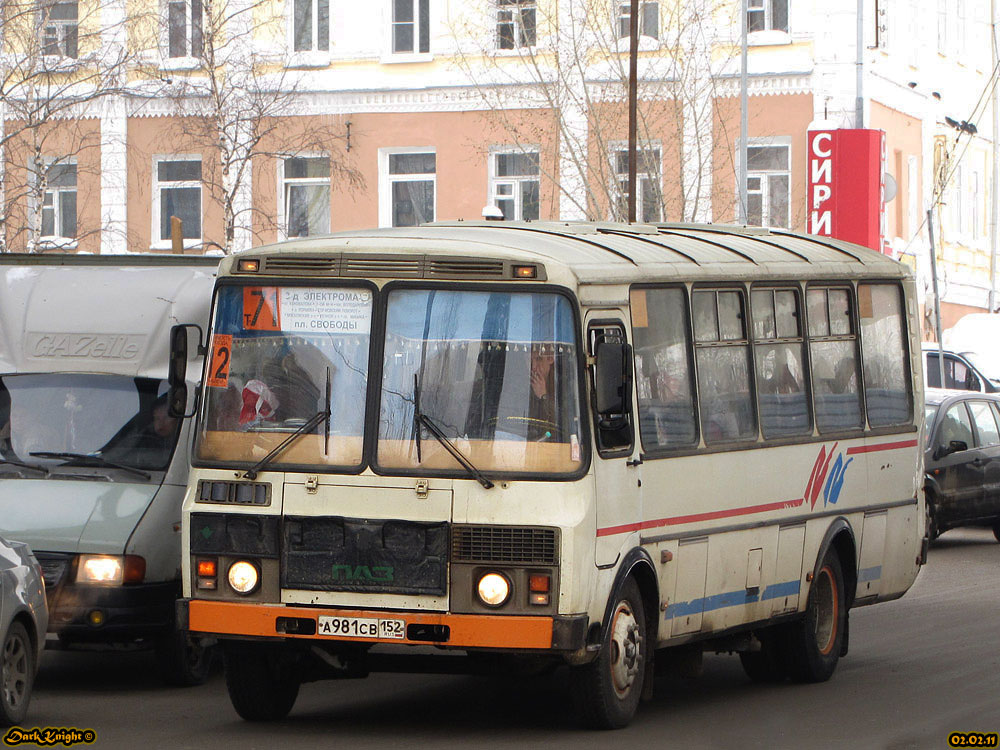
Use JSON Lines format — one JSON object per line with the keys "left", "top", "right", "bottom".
{"left": 803, "top": 442, "right": 854, "bottom": 509}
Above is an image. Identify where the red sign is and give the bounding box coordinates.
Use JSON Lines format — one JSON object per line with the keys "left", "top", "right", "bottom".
{"left": 807, "top": 129, "right": 887, "bottom": 253}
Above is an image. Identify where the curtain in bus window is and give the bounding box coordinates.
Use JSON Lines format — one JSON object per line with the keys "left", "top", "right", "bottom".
{"left": 630, "top": 287, "right": 697, "bottom": 449}
{"left": 859, "top": 283, "right": 911, "bottom": 426}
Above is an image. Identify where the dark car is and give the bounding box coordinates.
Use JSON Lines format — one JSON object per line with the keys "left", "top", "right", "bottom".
{"left": 924, "top": 388, "right": 1000, "bottom": 541}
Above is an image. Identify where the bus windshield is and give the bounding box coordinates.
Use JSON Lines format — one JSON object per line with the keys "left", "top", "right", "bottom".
{"left": 197, "top": 284, "right": 373, "bottom": 469}
{"left": 376, "top": 289, "right": 585, "bottom": 476}
{"left": 0, "top": 373, "right": 178, "bottom": 473}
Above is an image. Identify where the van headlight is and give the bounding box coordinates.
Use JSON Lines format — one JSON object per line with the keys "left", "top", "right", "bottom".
{"left": 77, "top": 555, "right": 123, "bottom": 584}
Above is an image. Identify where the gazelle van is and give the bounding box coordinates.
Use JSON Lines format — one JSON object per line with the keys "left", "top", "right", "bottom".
{"left": 0, "top": 254, "right": 217, "bottom": 684}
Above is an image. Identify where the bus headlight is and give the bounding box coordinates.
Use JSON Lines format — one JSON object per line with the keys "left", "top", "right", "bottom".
{"left": 227, "top": 561, "right": 260, "bottom": 595}
{"left": 476, "top": 572, "right": 511, "bottom": 607}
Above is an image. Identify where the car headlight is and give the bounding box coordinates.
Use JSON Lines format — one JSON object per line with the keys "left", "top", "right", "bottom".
{"left": 227, "top": 561, "right": 260, "bottom": 595}
{"left": 476, "top": 572, "right": 511, "bottom": 607}
{"left": 77, "top": 555, "right": 123, "bottom": 585}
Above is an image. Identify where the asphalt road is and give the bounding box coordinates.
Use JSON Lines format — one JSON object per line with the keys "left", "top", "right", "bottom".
{"left": 15, "top": 527, "right": 1000, "bottom": 750}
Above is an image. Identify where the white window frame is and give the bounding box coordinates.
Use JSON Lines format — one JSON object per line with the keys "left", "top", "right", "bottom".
{"left": 37, "top": 158, "right": 78, "bottom": 248}
{"left": 616, "top": 0, "right": 658, "bottom": 42}
{"left": 740, "top": 137, "right": 791, "bottom": 229}
{"left": 388, "top": 0, "right": 430, "bottom": 58}
{"left": 488, "top": 146, "right": 541, "bottom": 221}
{"left": 495, "top": 0, "right": 536, "bottom": 50}
{"left": 609, "top": 141, "right": 662, "bottom": 223}
{"left": 152, "top": 155, "right": 203, "bottom": 250}
{"left": 378, "top": 147, "right": 436, "bottom": 228}
{"left": 277, "top": 154, "right": 332, "bottom": 240}
{"left": 747, "top": 0, "right": 788, "bottom": 34}
{"left": 288, "top": 0, "right": 330, "bottom": 58}
{"left": 164, "top": 0, "right": 203, "bottom": 62}
{"left": 39, "top": 0, "right": 78, "bottom": 59}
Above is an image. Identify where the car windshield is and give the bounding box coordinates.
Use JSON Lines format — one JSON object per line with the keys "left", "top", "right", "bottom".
{"left": 0, "top": 373, "right": 178, "bottom": 473}
{"left": 376, "top": 289, "right": 585, "bottom": 476}
{"left": 196, "top": 284, "right": 373, "bottom": 469}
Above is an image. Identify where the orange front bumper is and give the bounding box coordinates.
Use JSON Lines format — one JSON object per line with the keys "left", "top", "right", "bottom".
{"left": 185, "top": 599, "right": 558, "bottom": 649}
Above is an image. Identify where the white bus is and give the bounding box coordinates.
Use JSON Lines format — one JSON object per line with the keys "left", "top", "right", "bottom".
{"left": 0, "top": 254, "right": 218, "bottom": 685}
{"left": 177, "top": 222, "right": 925, "bottom": 728}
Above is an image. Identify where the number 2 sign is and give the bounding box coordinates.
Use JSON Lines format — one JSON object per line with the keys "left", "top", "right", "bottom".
{"left": 207, "top": 334, "right": 232, "bottom": 388}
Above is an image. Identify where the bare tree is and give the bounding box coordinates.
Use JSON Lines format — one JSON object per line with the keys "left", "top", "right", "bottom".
{"left": 449, "top": 0, "right": 738, "bottom": 222}
{"left": 154, "top": 0, "right": 361, "bottom": 253}
{"left": 0, "top": 0, "right": 141, "bottom": 252}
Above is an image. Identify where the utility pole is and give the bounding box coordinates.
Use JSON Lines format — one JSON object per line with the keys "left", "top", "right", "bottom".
{"left": 928, "top": 208, "right": 947, "bottom": 387}
{"left": 627, "top": 0, "right": 639, "bottom": 223}
{"left": 738, "top": 0, "right": 748, "bottom": 223}
{"left": 989, "top": 0, "right": 999, "bottom": 311}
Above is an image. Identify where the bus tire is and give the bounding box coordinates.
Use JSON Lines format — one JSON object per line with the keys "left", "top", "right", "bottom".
{"left": 992, "top": 522, "right": 1000, "bottom": 543}
{"left": 738, "top": 631, "right": 788, "bottom": 683}
{"left": 223, "top": 642, "right": 300, "bottom": 722}
{"left": 573, "top": 578, "right": 646, "bottom": 729}
{"left": 787, "top": 550, "right": 846, "bottom": 683}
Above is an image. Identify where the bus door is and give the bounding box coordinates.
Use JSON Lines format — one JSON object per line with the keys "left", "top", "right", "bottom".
{"left": 587, "top": 314, "right": 641, "bottom": 567}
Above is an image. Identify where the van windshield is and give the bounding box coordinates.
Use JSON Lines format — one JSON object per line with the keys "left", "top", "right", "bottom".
{"left": 0, "top": 374, "right": 178, "bottom": 473}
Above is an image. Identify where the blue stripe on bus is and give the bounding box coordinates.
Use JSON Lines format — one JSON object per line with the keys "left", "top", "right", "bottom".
{"left": 664, "top": 580, "right": 801, "bottom": 620}
{"left": 858, "top": 566, "right": 882, "bottom": 582}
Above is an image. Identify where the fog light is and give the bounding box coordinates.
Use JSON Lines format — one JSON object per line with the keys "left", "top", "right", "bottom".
{"left": 476, "top": 572, "right": 511, "bottom": 607}
{"left": 227, "top": 561, "right": 259, "bottom": 595}
{"left": 88, "top": 609, "right": 105, "bottom": 627}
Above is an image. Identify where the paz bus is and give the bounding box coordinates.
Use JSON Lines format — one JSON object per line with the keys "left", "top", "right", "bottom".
{"left": 175, "top": 222, "right": 925, "bottom": 728}
{"left": 0, "top": 253, "right": 218, "bottom": 685}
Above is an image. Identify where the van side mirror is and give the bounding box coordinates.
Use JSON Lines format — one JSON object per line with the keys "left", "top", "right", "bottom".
{"left": 168, "top": 324, "right": 205, "bottom": 418}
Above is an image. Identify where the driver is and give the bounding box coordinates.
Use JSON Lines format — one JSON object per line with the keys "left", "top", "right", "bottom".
{"left": 528, "top": 345, "right": 557, "bottom": 441}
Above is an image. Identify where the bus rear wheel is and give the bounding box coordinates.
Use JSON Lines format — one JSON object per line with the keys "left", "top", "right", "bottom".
{"left": 786, "top": 550, "right": 846, "bottom": 683}
{"left": 573, "top": 578, "right": 646, "bottom": 729}
{"left": 223, "top": 641, "right": 301, "bottom": 721}
{"left": 738, "top": 630, "right": 788, "bottom": 683}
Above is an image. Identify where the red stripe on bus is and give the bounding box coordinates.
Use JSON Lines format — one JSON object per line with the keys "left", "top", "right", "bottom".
{"left": 846, "top": 439, "right": 918, "bottom": 455}
{"left": 596, "top": 497, "right": 806, "bottom": 538}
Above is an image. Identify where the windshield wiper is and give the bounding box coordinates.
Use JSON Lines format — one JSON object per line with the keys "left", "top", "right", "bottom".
{"left": 29, "top": 452, "right": 150, "bottom": 481}
{"left": 0, "top": 458, "right": 50, "bottom": 477}
{"left": 412, "top": 380, "right": 493, "bottom": 490}
{"left": 242, "top": 408, "right": 330, "bottom": 480}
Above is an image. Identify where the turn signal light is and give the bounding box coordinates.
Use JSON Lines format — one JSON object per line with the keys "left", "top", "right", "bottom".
{"left": 197, "top": 559, "right": 217, "bottom": 577}
{"left": 528, "top": 574, "right": 550, "bottom": 593}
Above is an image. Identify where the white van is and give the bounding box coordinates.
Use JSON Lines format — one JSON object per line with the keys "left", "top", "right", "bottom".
{"left": 943, "top": 313, "right": 1000, "bottom": 389}
{"left": 922, "top": 342, "right": 998, "bottom": 393}
{"left": 0, "top": 254, "right": 217, "bottom": 684}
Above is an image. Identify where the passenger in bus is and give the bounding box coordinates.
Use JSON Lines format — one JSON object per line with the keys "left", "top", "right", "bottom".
{"left": 528, "top": 345, "right": 557, "bottom": 441}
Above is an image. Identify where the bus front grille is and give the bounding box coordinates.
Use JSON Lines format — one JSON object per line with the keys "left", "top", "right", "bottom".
{"left": 451, "top": 526, "right": 559, "bottom": 565}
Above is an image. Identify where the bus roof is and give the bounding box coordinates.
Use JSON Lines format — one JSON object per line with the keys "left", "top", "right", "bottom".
{"left": 223, "top": 222, "right": 909, "bottom": 286}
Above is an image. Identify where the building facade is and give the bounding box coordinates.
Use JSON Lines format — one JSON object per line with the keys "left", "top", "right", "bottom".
{"left": 1, "top": 0, "right": 996, "bottom": 333}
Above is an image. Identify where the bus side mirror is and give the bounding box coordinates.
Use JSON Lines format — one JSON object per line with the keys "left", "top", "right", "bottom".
{"left": 168, "top": 324, "right": 205, "bottom": 418}
{"left": 594, "top": 341, "right": 630, "bottom": 415}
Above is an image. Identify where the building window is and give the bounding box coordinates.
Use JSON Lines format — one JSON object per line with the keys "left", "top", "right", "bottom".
{"left": 617, "top": 0, "right": 658, "bottom": 40}
{"left": 167, "top": 0, "right": 203, "bottom": 58}
{"left": 392, "top": 0, "right": 429, "bottom": 54}
{"left": 282, "top": 157, "right": 330, "bottom": 238}
{"left": 39, "top": 0, "right": 78, "bottom": 58}
{"left": 745, "top": 142, "right": 790, "bottom": 228}
{"left": 154, "top": 158, "right": 202, "bottom": 245}
{"left": 40, "top": 161, "right": 77, "bottom": 243}
{"left": 490, "top": 149, "right": 539, "bottom": 220}
{"left": 292, "top": 0, "right": 329, "bottom": 51}
{"left": 382, "top": 151, "right": 435, "bottom": 227}
{"left": 747, "top": 0, "right": 787, "bottom": 33}
{"left": 497, "top": 0, "right": 535, "bottom": 49}
{"left": 613, "top": 146, "right": 661, "bottom": 223}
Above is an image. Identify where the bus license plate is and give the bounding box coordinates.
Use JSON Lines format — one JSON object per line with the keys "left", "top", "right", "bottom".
{"left": 317, "top": 615, "right": 405, "bottom": 640}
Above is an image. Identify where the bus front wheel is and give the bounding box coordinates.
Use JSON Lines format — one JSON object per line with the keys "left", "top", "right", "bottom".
{"left": 786, "top": 550, "right": 846, "bottom": 683}
{"left": 573, "top": 578, "right": 646, "bottom": 729}
{"left": 223, "top": 641, "right": 301, "bottom": 721}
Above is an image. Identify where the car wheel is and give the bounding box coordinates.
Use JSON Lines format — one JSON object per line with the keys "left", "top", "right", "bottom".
{"left": 573, "top": 578, "right": 646, "bottom": 729}
{"left": 155, "top": 628, "right": 215, "bottom": 687}
{"left": 1, "top": 622, "right": 34, "bottom": 727}
{"left": 223, "top": 641, "right": 300, "bottom": 722}
{"left": 786, "top": 550, "right": 847, "bottom": 683}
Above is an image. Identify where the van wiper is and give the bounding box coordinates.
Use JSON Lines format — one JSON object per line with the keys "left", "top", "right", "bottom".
{"left": 0, "top": 458, "right": 50, "bottom": 477}
{"left": 412, "top": 378, "right": 493, "bottom": 490}
{"left": 29, "top": 452, "right": 150, "bottom": 481}
{"left": 242, "top": 408, "right": 330, "bottom": 480}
